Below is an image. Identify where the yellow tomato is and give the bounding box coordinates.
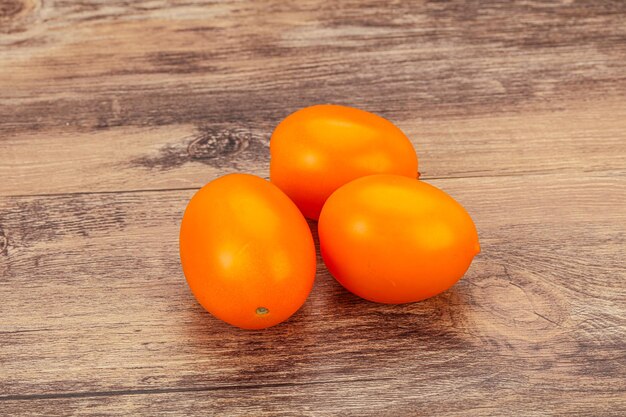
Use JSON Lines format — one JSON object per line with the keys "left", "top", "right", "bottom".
{"left": 318, "top": 175, "right": 479, "bottom": 304}
{"left": 270, "top": 104, "right": 418, "bottom": 220}
{"left": 179, "top": 174, "right": 316, "bottom": 329}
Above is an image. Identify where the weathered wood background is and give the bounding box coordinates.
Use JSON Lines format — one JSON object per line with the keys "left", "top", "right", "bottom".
{"left": 1, "top": 0, "right": 625, "bottom": 415}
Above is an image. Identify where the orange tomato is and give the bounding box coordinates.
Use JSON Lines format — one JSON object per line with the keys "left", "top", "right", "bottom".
{"left": 318, "top": 175, "right": 479, "bottom": 304}
{"left": 270, "top": 104, "right": 418, "bottom": 220}
{"left": 179, "top": 174, "right": 316, "bottom": 329}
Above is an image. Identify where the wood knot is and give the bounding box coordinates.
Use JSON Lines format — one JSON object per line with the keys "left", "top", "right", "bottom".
{"left": 461, "top": 260, "right": 570, "bottom": 346}
{"left": 0, "top": 0, "right": 24, "bottom": 18}
{"left": 0, "top": 0, "right": 39, "bottom": 34}
{"left": 0, "top": 0, "right": 38, "bottom": 19}
{"left": 0, "top": 229, "right": 7, "bottom": 255}
{"left": 188, "top": 128, "right": 250, "bottom": 161}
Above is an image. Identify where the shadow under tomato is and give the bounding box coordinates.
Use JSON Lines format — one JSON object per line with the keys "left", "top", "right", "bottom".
{"left": 176, "top": 219, "right": 482, "bottom": 391}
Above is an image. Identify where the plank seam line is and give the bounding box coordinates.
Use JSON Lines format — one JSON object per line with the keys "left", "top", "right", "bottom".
{"left": 1, "top": 169, "right": 623, "bottom": 199}
{"left": 0, "top": 377, "right": 394, "bottom": 402}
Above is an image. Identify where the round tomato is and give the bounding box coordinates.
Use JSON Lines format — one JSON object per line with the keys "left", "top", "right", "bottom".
{"left": 179, "top": 174, "right": 316, "bottom": 329}
{"left": 270, "top": 104, "right": 418, "bottom": 220}
{"left": 318, "top": 175, "right": 479, "bottom": 304}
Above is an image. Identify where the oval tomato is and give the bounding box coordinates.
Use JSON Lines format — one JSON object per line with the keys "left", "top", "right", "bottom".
{"left": 270, "top": 104, "right": 418, "bottom": 220}
{"left": 318, "top": 175, "right": 479, "bottom": 304}
{"left": 179, "top": 174, "right": 316, "bottom": 329}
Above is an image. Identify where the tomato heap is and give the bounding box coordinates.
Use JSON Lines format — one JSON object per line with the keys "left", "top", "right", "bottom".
{"left": 180, "top": 105, "right": 479, "bottom": 329}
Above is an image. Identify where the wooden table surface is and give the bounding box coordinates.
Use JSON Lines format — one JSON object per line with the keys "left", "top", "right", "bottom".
{"left": 1, "top": 1, "right": 625, "bottom": 415}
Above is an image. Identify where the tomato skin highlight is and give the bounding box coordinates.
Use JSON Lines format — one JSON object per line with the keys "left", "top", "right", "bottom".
{"left": 270, "top": 104, "right": 418, "bottom": 220}
{"left": 318, "top": 175, "right": 480, "bottom": 304}
{"left": 179, "top": 174, "right": 316, "bottom": 329}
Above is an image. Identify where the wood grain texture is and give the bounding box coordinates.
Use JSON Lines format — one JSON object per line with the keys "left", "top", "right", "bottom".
{"left": 1, "top": 0, "right": 626, "bottom": 415}
{"left": 2, "top": 99, "right": 626, "bottom": 196}
{"left": 1, "top": 174, "right": 625, "bottom": 415}
{"left": 2, "top": 0, "right": 626, "bottom": 196}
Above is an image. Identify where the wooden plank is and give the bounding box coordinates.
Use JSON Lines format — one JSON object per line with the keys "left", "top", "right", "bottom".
{"left": 1, "top": 173, "right": 624, "bottom": 409}
{"left": 2, "top": 0, "right": 626, "bottom": 195}
{"left": 1, "top": 380, "right": 625, "bottom": 417}
{"left": 1, "top": 100, "right": 625, "bottom": 196}
{"left": 3, "top": 0, "right": 624, "bottom": 127}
